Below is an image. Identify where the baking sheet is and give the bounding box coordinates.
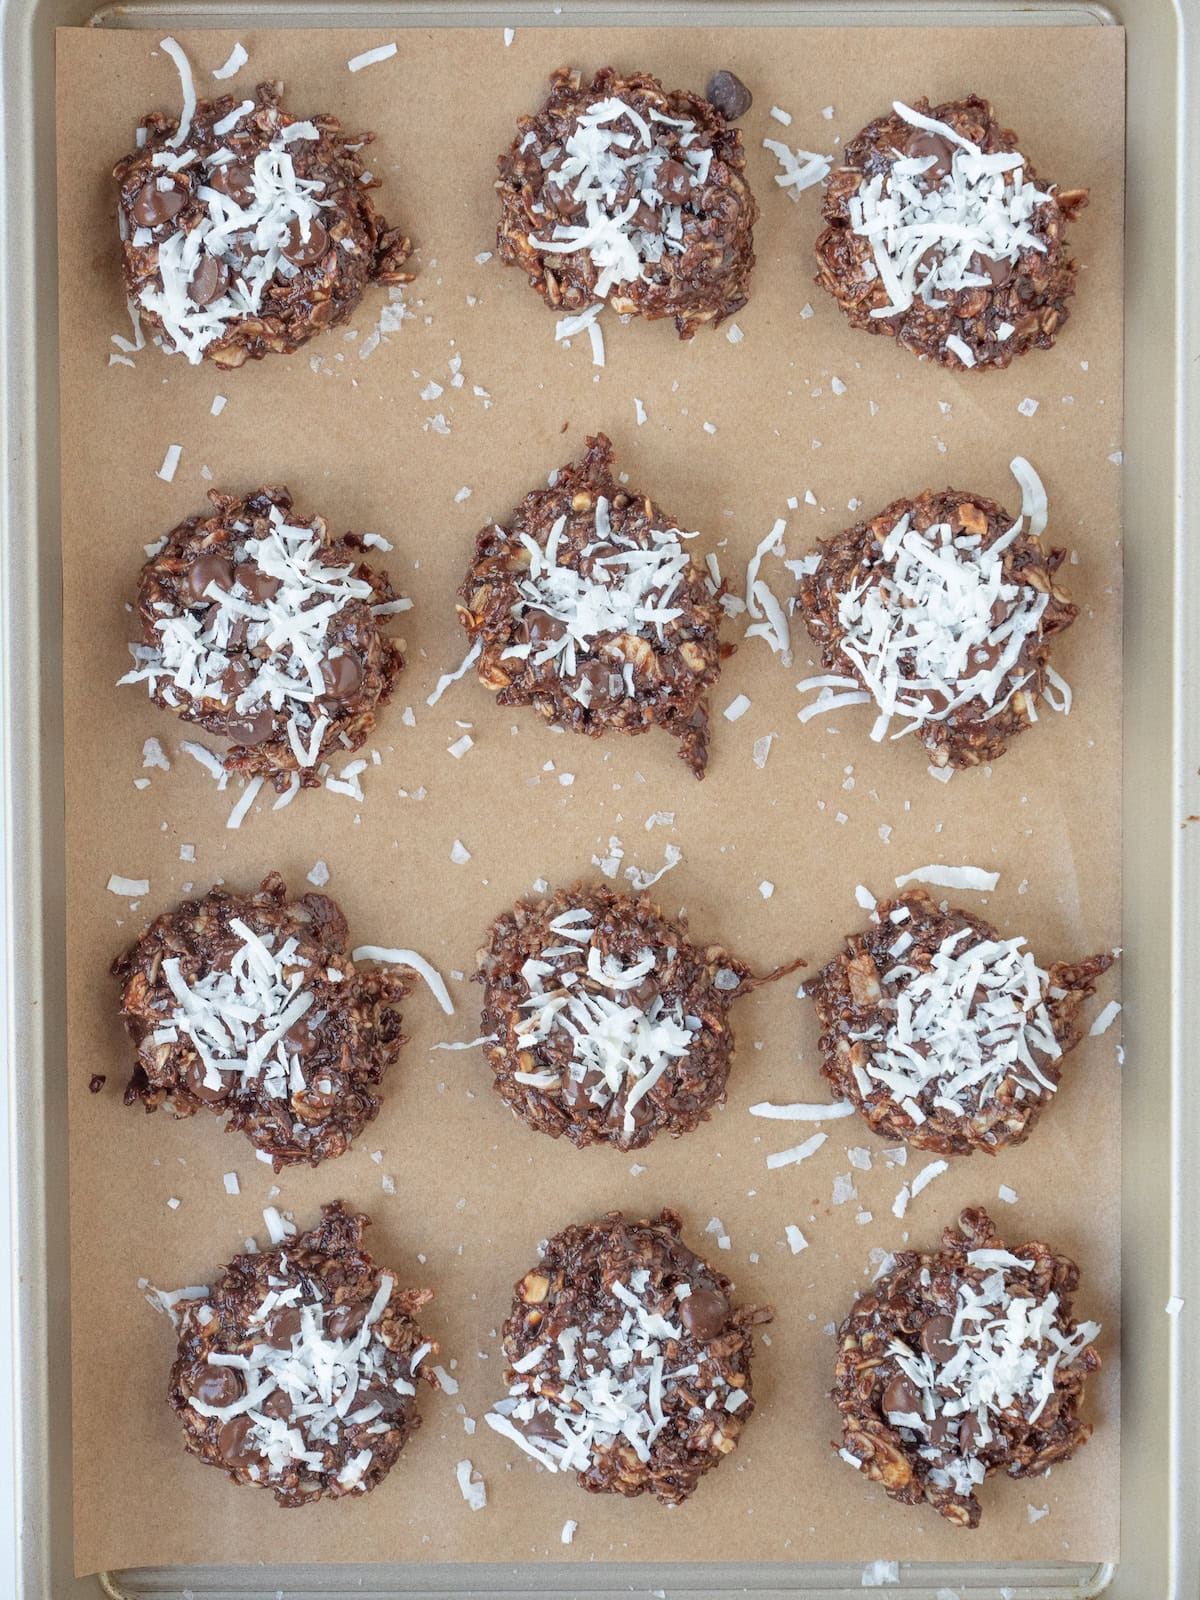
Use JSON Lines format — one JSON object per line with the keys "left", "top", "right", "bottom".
{"left": 57, "top": 23, "right": 1124, "bottom": 1578}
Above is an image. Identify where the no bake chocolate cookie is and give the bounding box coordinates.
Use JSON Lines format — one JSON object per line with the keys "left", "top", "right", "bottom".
{"left": 485, "top": 1208, "right": 771, "bottom": 1503}
{"left": 476, "top": 883, "right": 793, "bottom": 1151}
{"left": 833, "top": 1206, "right": 1101, "bottom": 1526}
{"left": 114, "top": 79, "right": 411, "bottom": 366}
{"left": 457, "top": 434, "right": 726, "bottom": 778}
{"left": 168, "top": 1202, "right": 437, "bottom": 1505}
{"left": 796, "top": 466, "right": 1076, "bottom": 769}
{"left": 815, "top": 97, "right": 1087, "bottom": 369}
{"left": 805, "top": 888, "right": 1113, "bottom": 1156}
{"left": 119, "top": 485, "right": 404, "bottom": 793}
{"left": 496, "top": 66, "right": 757, "bottom": 338}
{"left": 114, "top": 873, "right": 409, "bottom": 1168}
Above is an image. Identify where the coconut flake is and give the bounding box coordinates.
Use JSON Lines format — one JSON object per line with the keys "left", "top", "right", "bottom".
{"left": 764, "top": 138, "right": 832, "bottom": 198}
{"left": 347, "top": 42, "right": 398, "bottom": 71}
{"left": 894, "top": 864, "right": 999, "bottom": 893}
{"left": 352, "top": 946, "right": 454, "bottom": 1015}
{"left": 861, "top": 1559, "right": 900, "bottom": 1586}
{"left": 155, "top": 444, "right": 182, "bottom": 482}
{"left": 427, "top": 639, "right": 482, "bottom": 707}
{"left": 226, "top": 775, "right": 263, "bottom": 829}
{"left": 750, "top": 1100, "right": 856, "bottom": 1121}
{"left": 909, "top": 1158, "right": 948, "bottom": 1199}
{"left": 1008, "top": 455, "right": 1049, "bottom": 539}
{"left": 1088, "top": 1000, "right": 1121, "bottom": 1037}
{"left": 766, "top": 1131, "right": 828, "bottom": 1170}
{"left": 212, "top": 42, "right": 248, "bottom": 80}
{"left": 159, "top": 38, "right": 197, "bottom": 150}
{"left": 107, "top": 874, "right": 150, "bottom": 897}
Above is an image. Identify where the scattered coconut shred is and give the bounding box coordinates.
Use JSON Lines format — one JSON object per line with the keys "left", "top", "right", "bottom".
{"left": 455, "top": 1458, "right": 487, "bottom": 1511}
{"left": 892, "top": 1158, "right": 949, "bottom": 1219}
{"left": 764, "top": 138, "right": 833, "bottom": 198}
{"left": 211, "top": 41, "right": 248, "bottom": 80}
{"left": 894, "top": 863, "right": 999, "bottom": 893}
{"left": 347, "top": 42, "right": 398, "bottom": 72}
{"left": 350, "top": 946, "right": 455, "bottom": 1015}
{"left": 743, "top": 520, "right": 792, "bottom": 665}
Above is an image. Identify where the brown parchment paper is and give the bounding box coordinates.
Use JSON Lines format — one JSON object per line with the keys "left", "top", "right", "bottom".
{"left": 57, "top": 24, "right": 1124, "bottom": 1577}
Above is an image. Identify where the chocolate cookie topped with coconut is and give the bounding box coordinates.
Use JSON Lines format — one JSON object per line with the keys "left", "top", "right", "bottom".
{"left": 815, "top": 97, "right": 1087, "bottom": 369}
{"left": 796, "top": 459, "right": 1076, "bottom": 770}
{"left": 167, "top": 1203, "right": 438, "bottom": 1506}
{"left": 113, "top": 64, "right": 411, "bottom": 366}
{"left": 496, "top": 66, "right": 757, "bottom": 339}
{"left": 457, "top": 434, "right": 726, "bottom": 778}
{"left": 805, "top": 887, "right": 1113, "bottom": 1157}
{"left": 485, "top": 1208, "right": 771, "bottom": 1503}
{"left": 476, "top": 883, "right": 799, "bottom": 1151}
{"left": 833, "top": 1207, "right": 1102, "bottom": 1527}
{"left": 113, "top": 873, "right": 415, "bottom": 1169}
{"left": 119, "top": 485, "right": 405, "bottom": 797}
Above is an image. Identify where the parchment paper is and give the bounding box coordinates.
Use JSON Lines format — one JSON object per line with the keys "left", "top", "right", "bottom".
{"left": 57, "top": 24, "right": 1124, "bottom": 1577}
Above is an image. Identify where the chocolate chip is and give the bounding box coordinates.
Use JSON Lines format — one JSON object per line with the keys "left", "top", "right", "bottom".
{"left": 187, "top": 254, "right": 229, "bottom": 307}
{"left": 655, "top": 159, "right": 691, "bottom": 201}
{"left": 573, "top": 659, "right": 624, "bottom": 713}
{"left": 223, "top": 707, "right": 276, "bottom": 747}
{"left": 263, "top": 1306, "right": 302, "bottom": 1349}
{"left": 218, "top": 658, "right": 254, "bottom": 700}
{"left": 216, "top": 1413, "right": 261, "bottom": 1468}
{"left": 281, "top": 216, "right": 328, "bottom": 267}
{"left": 970, "top": 250, "right": 1015, "bottom": 288}
{"left": 906, "top": 131, "right": 956, "bottom": 185}
{"left": 185, "top": 553, "right": 235, "bottom": 604}
{"left": 630, "top": 975, "right": 660, "bottom": 1009}
{"left": 234, "top": 562, "right": 281, "bottom": 602}
{"left": 928, "top": 1412, "right": 960, "bottom": 1450}
{"left": 88, "top": 1073, "right": 107, "bottom": 1094}
{"left": 562, "top": 1065, "right": 606, "bottom": 1109}
{"left": 516, "top": 608, "right": 566, "bottom": 646}
{"left": 881, "top": 1372, "right": 921, "bottom": 1418}
{"left": 542, "top": 178, "right": 587, "bottom": 221}
{"left": 285, "top": 1015, "right": 320, "bottom": 1056}
{"left": 679, "top": 1285, "right": 729, "bottom": 1340}
{"left": 522, "top": 1408, "right": 562, "bottom": 1440}
{"left": 207, "top": 161, "right": 256, "bottom": 206}
{"left": 327, "top": 1300, "right": 368, "bottom": 1340}
{"left": 576, "top": 542, "right": 617, "bottom": 577}
{"left": 184, "top": 1057, "right": 231, "bottom": 1104}
{"left": 957, "top": 1411, "right": 985, "bottom": 1453}
{"left": 132, "top": 181, "right": 186, "bottom": 227}
{"left": 259, "top": 1388, "right": 293, "bottom": 1421}
{"left": 319, "top": 650, "right": 364, "bottom": 703}
{"left": 919, "top": 1313, "right": 959, "bottom": 1363}
{"left": 705, "top": 70, "right": 753, "bottom": 121}
{"left": 192, "top": 1363, "right": 244, "bottom": 1408}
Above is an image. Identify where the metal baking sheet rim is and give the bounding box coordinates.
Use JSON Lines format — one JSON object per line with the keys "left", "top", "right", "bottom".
{"left": 0, "top": 0, "right": 1194, "bottom": 1595}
